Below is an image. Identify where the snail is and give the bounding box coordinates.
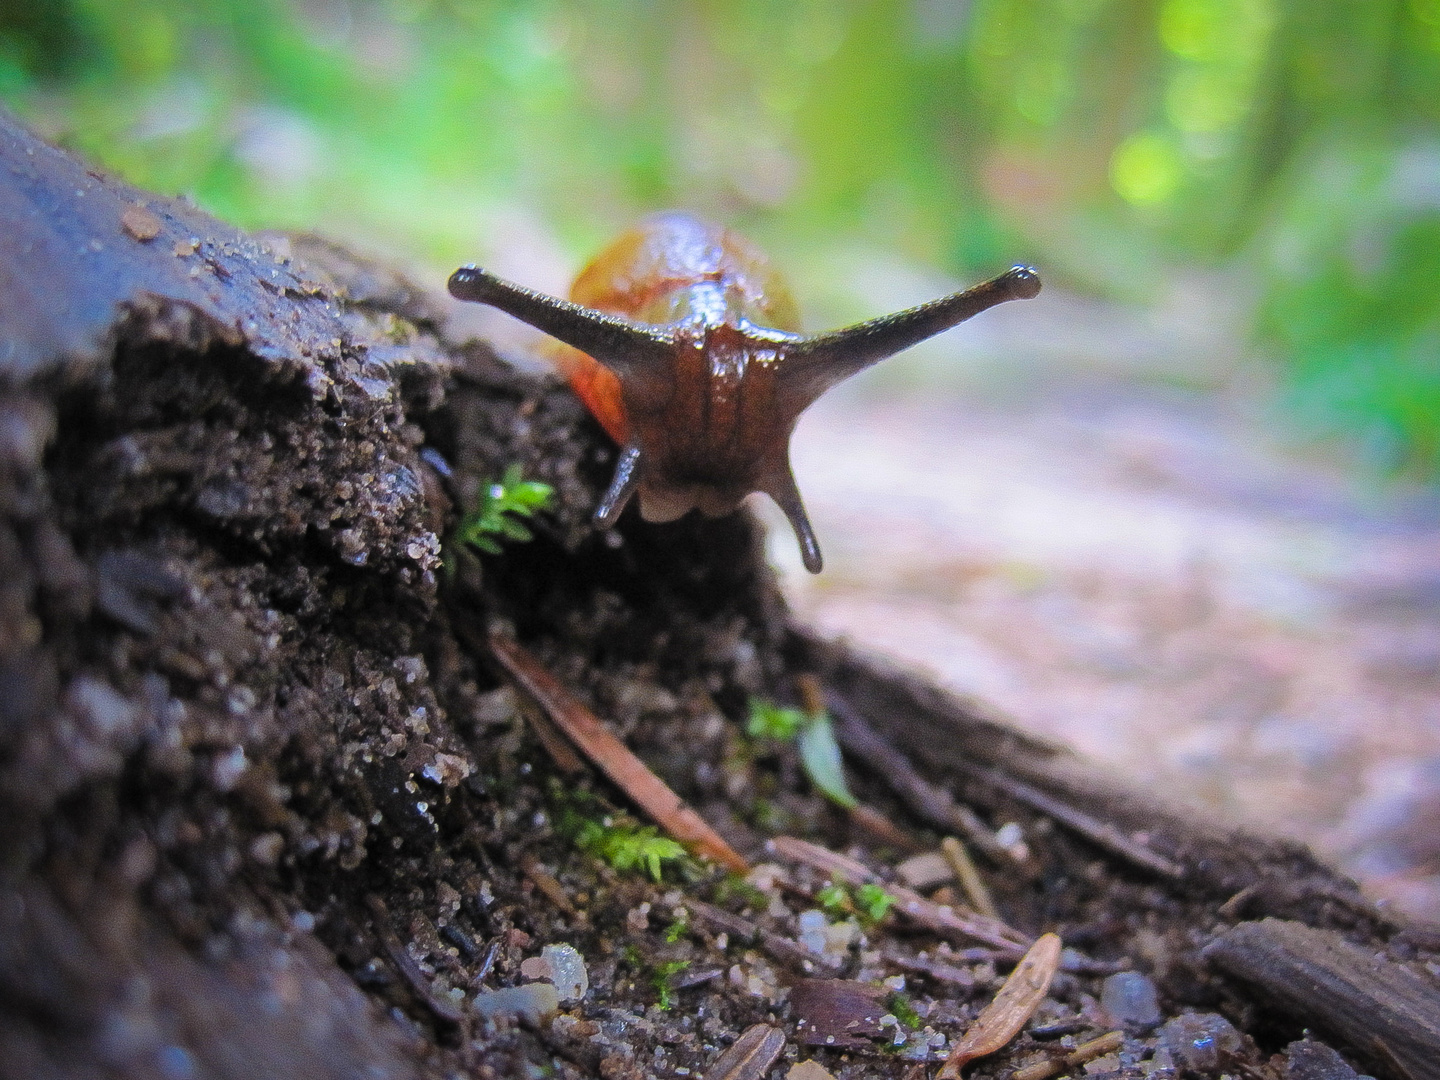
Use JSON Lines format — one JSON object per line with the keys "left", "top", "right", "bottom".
{"left": 449, "top": 213, "right": 1039, "bottom": 573}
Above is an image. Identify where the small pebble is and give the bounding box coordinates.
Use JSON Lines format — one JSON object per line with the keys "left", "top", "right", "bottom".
{"left": 797, "top": 909, "right": 828, "bottom": 955}
{"left": 541, "top": 944, "right": 588, "bottom": 1002}
{"left": 1100, "top": 971, "right": 1161, "bottom": 1029}
{"left": 473, "top": 982, "right": 559, "bottom": 1024}
{"left": 1157, "top": 1013, "right": 1243, "bottom": 1070}
{"left": 896, "top": 852, "right": 954, "bottom": 889}
{"left": 787, "top": 1060, "right": 837, "bottom": 1080}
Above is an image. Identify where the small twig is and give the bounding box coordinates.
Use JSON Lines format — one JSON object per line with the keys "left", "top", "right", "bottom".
{"left": 827, "top": 702, "right": 1017, "bottom": 865}
{"left": 886, "top": 882, "right": 1030, "bottom": 955}
{"left": 880, "top": 948, "right": 978, "bottom": 990}
{"left": 1218, "top": 884, "right": 1258, "bottom": 920}
{"left": 847, "top": 803, "right": 925, "bottom": 852}
{"left": 767, "top": 836, "right": 1030, "bottom": 953}
{"left": 488, "top": 634, "right": 749, "bottom": 873}
{"left": 452, "top": 616, "right": 584, "bottom": 773}
{"left": 521, "top": 852, "right": 580, "bottom": 917}
{"left": 366, "top": 895, "right": 465, "bottom": 1024}
{"left": 941, "top": 836, "right": 998, "bottom": 920}
{"left": 957, "top": 766, "right": 1183, "bottom": 880}
{"left": 684, "top": 898, "right": 842, "bottom": 974}
{"left": 685, "top": 898, "right": 760, "bottom": 943}
{"left": 1011, "top": 1030, "right": 1125, "bottom": 1080}
{"left": 768, "top": 836, "right": 871, "bottom": 881}
{"left": 473, "top": 939, "right": 500, "bottom": 986}
{"left": 937, "top": 932, "right": 1063, "bottom": 1079}
{"left": 439, "top": 921, "right": 480, "bottom": 961}
{"left": 514, "top": 693, "right": 587, "bottom": 774}
{"left": 796, "top": 673, "right": 828, "bottom": 716}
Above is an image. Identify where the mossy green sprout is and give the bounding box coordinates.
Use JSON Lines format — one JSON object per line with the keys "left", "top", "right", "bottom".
{"left": 817, "top": 878, "right": 896, "bottom": 927}
{"left": 746, "top": 700, "right": 808, "bottom": 741}
{"left": 619, "top": 943, "right": 690, "bottom": 1009}
{"left": 652, "top": 959, "right": 691, "bottom": 1010}
{"left": 713, "top": 875, "right": 767, "bottom": 911}
{"left": 574, "top": 817, "right": 687, "bottom": 881}
{"left": 455, "top": 464, "right": 554, "bottom": 555}
{"left": 746, "top": 697, "right": 857, "bottom": 809}
{"left": 816, "top": 881, "right": 850, "bottom": 916}
{"left": 855, "top": 882, "right": 896, "bottom": 923}
{"left": 663, "top": 909, "right": 689, "bottom": 943}
{"left": 887, "top": 991, "right": 921, "bottom": 1030}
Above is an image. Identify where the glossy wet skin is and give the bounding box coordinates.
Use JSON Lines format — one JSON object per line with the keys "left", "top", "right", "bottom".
{"left": 449, "top": 213, "right": 1040, "bottom": 572}
{"left": 556, "top": 214, "right": 802, "bottom": 509}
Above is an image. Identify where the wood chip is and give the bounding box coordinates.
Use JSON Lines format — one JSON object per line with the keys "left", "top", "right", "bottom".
{"left": 937, "top": 932, "right": 1063, "bottom": 1079}
{"left": 702, "top": 1023, "right": 787, "bottom": 1080}
{"left": 489, "top": 635, "right": 749, "bottom": 873}
{"left": 120, "top": 204, "right": 162, "bottom": 242}
{"left": 791, "top": 978, "right": 888, "bottom": 1048}
{"left": 1205, "top": 918, "right": 1440, "bottom": 1080}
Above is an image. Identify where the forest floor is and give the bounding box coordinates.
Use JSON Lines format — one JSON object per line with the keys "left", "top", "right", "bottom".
{"left": 769, "top": 276, "right": 1440, "bottom": 922}
{"left": 10, "top": 113, "right": 1437, "bottom": 1080}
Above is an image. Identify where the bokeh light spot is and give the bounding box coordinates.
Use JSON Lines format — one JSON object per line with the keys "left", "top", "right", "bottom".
{"left": 1110, "top": 132, "right": 1183, "bottom": 205}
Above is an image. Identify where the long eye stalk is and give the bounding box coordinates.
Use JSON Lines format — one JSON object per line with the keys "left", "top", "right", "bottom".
{"left": 449, "top": 266, "right": 675, "bottom": 375}
{"left": 779, "top": 266, "right": 1040, "bottom": 403}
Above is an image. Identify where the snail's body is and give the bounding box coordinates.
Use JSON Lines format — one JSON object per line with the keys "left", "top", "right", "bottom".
{"left": 555, "top": 216, "right": 803, "bottom": 526}
{"left": 450, "top": 213, "right": 1039, "bottom": 572}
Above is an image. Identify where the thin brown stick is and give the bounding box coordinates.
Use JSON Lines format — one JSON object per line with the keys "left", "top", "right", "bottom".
{"left": 488, "top": 634, "right": 749, "bottom": 874}
{"left": 451, "top": 615, "right": 584, "bottom": 773}
{"left": 514, "top": 694, "right": 587, "bottom": 774}
{"left": 828, "top": 703, "right": 1018, "bottom": 865}
{"left": 684, "top": 898, "right": 843, "bottom": 974}
{"left": 766, "top": 836, "right": 1030, "bottom": 953}
{"left": 959, "top": 766, "right": 1183, "bottom": 879}
{"left": 942, "top": 836, "right": 999, "bottom": 919}
{"left": 880, "top": 948, "right": 978, "bottom": 989}
{"left": 1011, "top": 1031, "right": 1125, "bottom": 1080}
{"left": 521, "top": 853, "right": 580, "bottom": 917}
{"left": 847, "top": 803, "right": 924, "bottom": 852}
{"left": 367, "top": 895, "right": 465, "bottom": 1024}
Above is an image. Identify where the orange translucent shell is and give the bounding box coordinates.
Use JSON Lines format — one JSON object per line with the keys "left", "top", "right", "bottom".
{"left": 551, "top": 217, "right": 801, "bottom": 447}
{"left": 553, "top": 344, "right": 630, "bottom": 445}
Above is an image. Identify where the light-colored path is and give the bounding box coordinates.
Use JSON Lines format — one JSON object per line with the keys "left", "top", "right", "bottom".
{"left": 765, "top": 282, "right": 1440, "bottom": 920}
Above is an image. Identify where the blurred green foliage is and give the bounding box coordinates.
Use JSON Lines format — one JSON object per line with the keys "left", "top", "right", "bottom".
{"left": 2, "top": 0, "right": 1437, "bottom": 473}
